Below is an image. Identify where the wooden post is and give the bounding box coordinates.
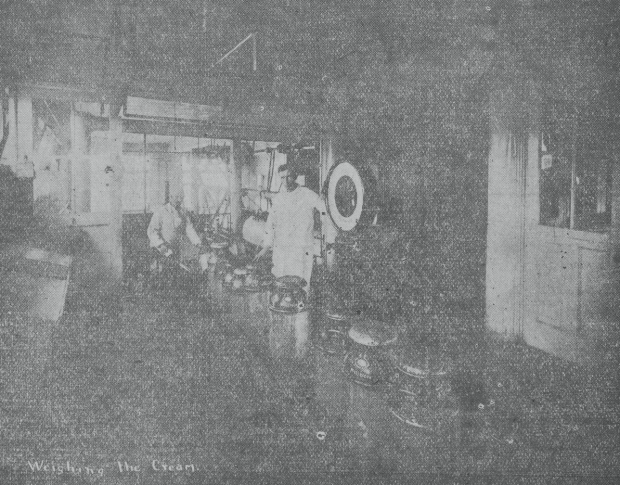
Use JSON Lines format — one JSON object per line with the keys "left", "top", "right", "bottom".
{"left": 229, "top": 139, "right": 243, "bottom": 234}
{"left": 109, "top": 104, "right": 123, "bottom": 280}
{"left": 12, "top": 95, "right": 18, "bottom": 166}
{"left": 485, "top": 87, "right": 529, "bottom": 338}
{"left": 319, "top": 137, "right": 338, "bottom": 271}
{"left": 16, "top": 94, "right": 33, "bottom": 167}
{"left": 143, "top": 133, "right": 147, "bottom": 213}
{"left": 71, "top": 105, "right": 90, "bottom": 212}
{"left": 569, "top": 113, "right": 577, "bottom": 229}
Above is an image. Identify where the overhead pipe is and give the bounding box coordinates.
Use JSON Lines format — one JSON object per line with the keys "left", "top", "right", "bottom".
{"left": 211, "top": 33, "right": 257, "bottom": 72}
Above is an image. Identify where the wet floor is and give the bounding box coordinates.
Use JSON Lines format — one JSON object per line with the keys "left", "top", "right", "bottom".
{"left": 0, "top": 279, "right": 619, "bottom": 484}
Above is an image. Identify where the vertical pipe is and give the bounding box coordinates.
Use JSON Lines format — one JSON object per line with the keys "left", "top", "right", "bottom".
{"left": 229, "top": 139, "right": 243, "bottom": 234}
{"left": 252, "top": 33, "right": 257, "bottom": 71}
{"left": 202, "top": 0, "right": 208, "bottom": 33}
{"left": 71, "top": 103, "right": 91, "bottom": 212}
{"left": 569, "top": 112, "right": 577, "bottom": 230}
{"left": 318, "top": 139, "right": 323, "bottom": 190}
{"left": 203, "top": 0, "right": 208, "bottom": 76}
{"left": 69, "top": 102, "right": 75, "bottom": 211}
{"left": 516, "top": 119, "right": 528, "bottom": 337}
{"left": 13, "top": 95, "right": 18, "bottom": 167}
{"left": 143, "top": 133, "right": 147, "bottom": 213}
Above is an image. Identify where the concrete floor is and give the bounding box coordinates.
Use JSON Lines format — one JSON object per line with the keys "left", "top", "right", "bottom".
{"left": 0, "top": 280, "right": 619, "bottom": 485}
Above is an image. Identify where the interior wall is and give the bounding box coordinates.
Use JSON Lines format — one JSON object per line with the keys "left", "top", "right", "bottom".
{"left": 389, "top": 153, "right": 487, "bottom": 304}
{"left": 385, "top": 152, "right": 424, "bottom": 231}
{"left": 423, "top": 149, "right": 488, "bottom": 304}
{"left": 355, "top": 114, "right": 488, "bottom": 305}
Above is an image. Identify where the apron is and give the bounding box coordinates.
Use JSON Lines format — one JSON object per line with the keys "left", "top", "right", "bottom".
{"left": 268, "top": 187, "right": 320, "bottom": 287}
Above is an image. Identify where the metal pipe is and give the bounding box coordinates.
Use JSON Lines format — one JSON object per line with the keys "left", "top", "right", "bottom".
{"left": 143, "top": 133, "right": 147, "bottom": 213}
{"left": 229, "top": 139, "right": 243, "bottom": 234}
{"left": 213, "top": 33, "right": 254, "bottom": 68}
{"left": 252, "top": 33, "right": 257, "bottom": 71}
{"left": 570, "top": 111, "right": 577, "bottom": 230}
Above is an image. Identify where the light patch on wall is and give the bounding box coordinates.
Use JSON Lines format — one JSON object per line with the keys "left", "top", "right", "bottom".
{"left": 124, "top": 97, "right": 222, "bottom": 121}
{"left": 541, "top": 154, "right": 553, "bottom": 170}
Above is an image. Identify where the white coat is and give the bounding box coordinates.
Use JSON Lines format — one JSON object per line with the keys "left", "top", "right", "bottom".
{"left": 264, "top": 186, "right": 326, "bottom": 287}
{"left": 147, "top": 203, "right": 201, "bottom": 251}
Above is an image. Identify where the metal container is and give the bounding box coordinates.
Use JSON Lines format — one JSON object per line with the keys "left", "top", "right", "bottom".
{"left": 269, "top": 275, "right": 307, "bottom": 313}
{"left": 244, "top": 264, "right": 258, "bottom": 288}
{"left": 242, "top": 216, "right": 267, "bottom": 247}
{"left": 386, "top": 343, "right": 457, "bottom": 433}
{"left": 209, "top": 241, "right": 228, "bottom": 267}
{"left": 344, "top": 319, "right": 397, "bottom": 388}
{"left": 268, "top": 308, "right": 310, "bottom": 361}
{"left": 209, "top": 265, "right": 231, "bottom": 314}
{"left": 315, "top": 308, "right": 352, "bottom": 356}
{"left": 387, "top": 343, "right": 454, "bottom": 406}
{"left": 244, "top": 264, "right": 273, "bottom": 293}
{"left": 222, "top": 263, "right": 234, "bottom": 287}
{"left": 232, "top": 267, "right": 247, "bottom": 291}
{"left": 199, "top": 252, "right": 211, "bottom": 272}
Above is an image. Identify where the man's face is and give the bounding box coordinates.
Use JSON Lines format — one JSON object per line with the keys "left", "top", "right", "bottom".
{"left": 172, "top": 195, "right": 184, "bottom": 210}
{"left": 281, "top": 172, "right": 297, "bottom": 191}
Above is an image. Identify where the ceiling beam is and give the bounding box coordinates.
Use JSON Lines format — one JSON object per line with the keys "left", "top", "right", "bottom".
{"left": 121, "top": 118, "right": 300, "bottom": 144}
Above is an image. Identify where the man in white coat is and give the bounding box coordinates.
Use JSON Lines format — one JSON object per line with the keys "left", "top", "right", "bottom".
{"left": 147, "top": 193, "right": 202, "bottom": 287}
{"left": 255, "top": 164, "right": 328, "bottom": 292}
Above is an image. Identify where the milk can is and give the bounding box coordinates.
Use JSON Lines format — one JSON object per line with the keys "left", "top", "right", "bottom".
{"left": 208, "top": 241, "right": 228, "bottom": 268}
{"left": 268, "top": 275, "right": 310, "bottom": 361}
{"left": 231, "top": 267, "right": 247, "bottom": 291}
{"left": 315, "top": 307, "right": 353, "bottom": 356}
{"left": 344, "top": 318, "right": 397, "bottom": 388}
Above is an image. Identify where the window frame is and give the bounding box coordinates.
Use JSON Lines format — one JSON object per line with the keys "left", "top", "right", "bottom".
{"left": 538, "top": 99, "right": 613, "bottom": 234}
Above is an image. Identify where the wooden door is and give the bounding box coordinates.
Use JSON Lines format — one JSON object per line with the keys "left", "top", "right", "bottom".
{"left": 521, "top": 97, "right": 617, "bottom": 363}
{"left": 486, "top": 86, "right": 618, "bottom": 364}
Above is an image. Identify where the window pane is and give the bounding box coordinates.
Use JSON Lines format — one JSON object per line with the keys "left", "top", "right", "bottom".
{"left": 31, "top": 100, "right": 72, "bottom": 212}
{"left": 539, "top": 101, "right": 572, "bottom": 228}
{"left": 122, "top": 153, "right": 146, "bottom": 213}
{"left": 573, "top": 113, "right": 613, "bottom": 232}
{"left": 538, "top": 100, "right": 612, "bottom": 233}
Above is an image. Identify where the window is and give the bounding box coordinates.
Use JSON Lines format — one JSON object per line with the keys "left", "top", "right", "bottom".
{"left": 120, "top": 136, "right": 231, "bottom": 217}
{"left": 539, "top": 99, "right": 613, "bottom": 233}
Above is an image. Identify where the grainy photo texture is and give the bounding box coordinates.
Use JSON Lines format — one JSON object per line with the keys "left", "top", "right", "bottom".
{"left": 0, "top": 1, "right": 618, "bottom": 484}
